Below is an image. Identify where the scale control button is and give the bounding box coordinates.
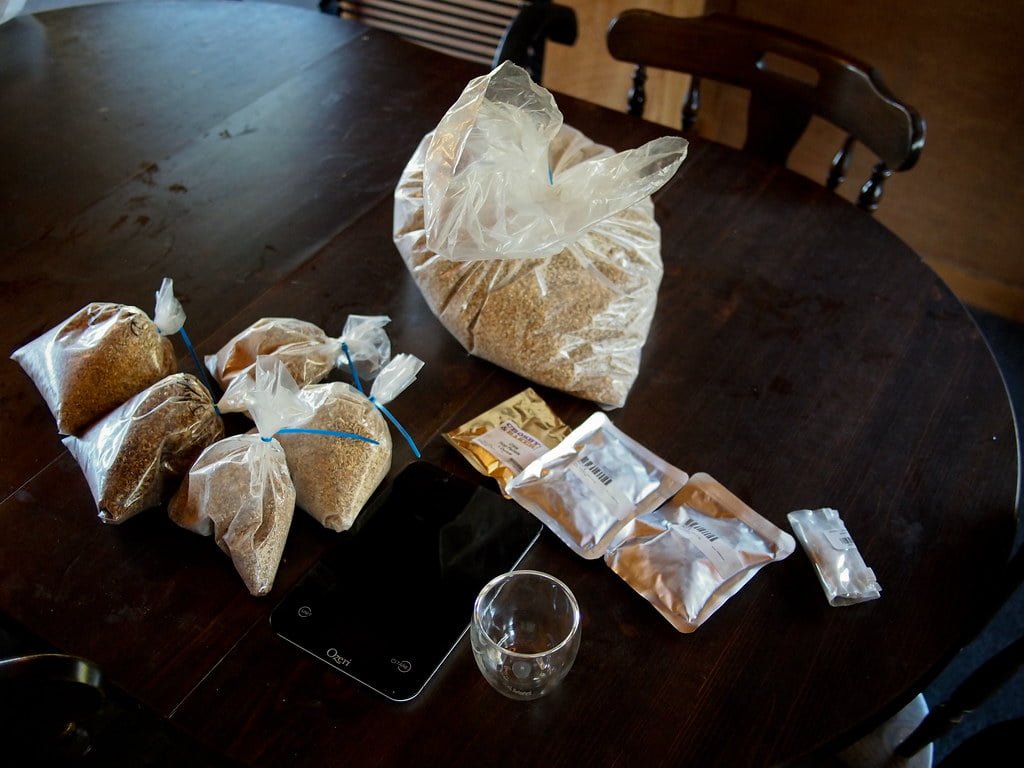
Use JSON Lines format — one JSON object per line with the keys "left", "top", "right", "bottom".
{"left": 298, "top": 605, "right": 312, "bottom": 618}
{"left": 391, "top": 658, "right": 412, "bottom": 674}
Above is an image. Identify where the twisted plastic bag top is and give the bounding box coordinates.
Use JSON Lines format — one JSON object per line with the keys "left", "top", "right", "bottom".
{"left": 153, "top": 277, "right": 186, "bottom": 336}
{"left": 424, "top": 61, "right": 688, "bottom": 262}
{"left": 337, "top": 314, "right": 392, "bottom": 379}
{"left": 227, "top": 356, "right": 314, "bottom": 439}
{"left": 369, "top": 353, "right": 423, "bottom": 407}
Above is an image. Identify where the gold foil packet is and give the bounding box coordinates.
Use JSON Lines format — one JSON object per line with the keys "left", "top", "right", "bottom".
{"left": 444, "top": 388, "right": 571, "bottom": 496}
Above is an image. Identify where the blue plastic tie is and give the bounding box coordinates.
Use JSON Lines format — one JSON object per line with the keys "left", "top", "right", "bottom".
{"left": 340, "top": 341, "right": 365, "bottom": 395}
{"left": 341, "top": 341, "right": 420, "bottom": 458}
{"left": 369, "top": 396, "right": 421, "bottom": 459}
{"left": 275, "top": 427, "right": 379, "bottom": 445}
{"left": 179, "top": 326, "right": 220, "bottom": 415}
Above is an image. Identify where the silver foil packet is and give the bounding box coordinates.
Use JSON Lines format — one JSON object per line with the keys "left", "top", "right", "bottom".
{"left": 787, "top": 508, "right": 881, "bottom": 606}
{"left": 507, "top": 412, "right": 688, "bottom": 559}
{"left": 605, "top": 473, "right": 795, "bottom": 633}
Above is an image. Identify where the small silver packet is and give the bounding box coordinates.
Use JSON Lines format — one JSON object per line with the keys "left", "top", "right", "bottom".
{"left": 787, "top": 508, "right": 881, "bottom": 606}
{"left": 507, "top": 412, "right": 688, "bottom": 559}
{"left": 605, "top": 473, "right": 795, "bottom": 633}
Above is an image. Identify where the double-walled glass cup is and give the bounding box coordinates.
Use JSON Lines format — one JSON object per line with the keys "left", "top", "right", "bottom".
{"left": 470, "top": 570, "right": 581, "bottom": 700}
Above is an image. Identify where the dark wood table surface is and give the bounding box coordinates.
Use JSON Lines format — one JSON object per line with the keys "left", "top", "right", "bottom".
{"left": 1, "top": 2, "right": 1018, "bottom": 766}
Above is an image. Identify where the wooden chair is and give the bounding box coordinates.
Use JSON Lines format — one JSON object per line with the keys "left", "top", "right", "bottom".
{"left": 606, "top": 10, "right": 925, "bottom": 212}
{"left": 321, "top": 0, "right": 577, "bottom": 84}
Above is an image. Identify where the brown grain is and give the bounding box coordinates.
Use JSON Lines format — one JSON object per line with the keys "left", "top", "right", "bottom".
{"left": 64, "top": 373, "right": 224, "bottom": 524}
{"left": 276, "top": 382, "right": 391, "bottom": 532}
{"left": 12, "top": 302, "right": 177, "bottom": 434}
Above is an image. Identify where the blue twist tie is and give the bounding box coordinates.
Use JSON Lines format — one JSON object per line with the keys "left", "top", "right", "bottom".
{"left": 369, "top": 396, "right": 421, "bottom": 459}
{"left": 179, "top": 326, "right": 221, "bottom": 415}
{"left": 341, "top": 341, "right": 420, "bottom": 458}
{"left": 275, "top": 428, "right": 379, "bottom": 445}
{"left": 340, "top": 342, "right": 365, "bottom": 395}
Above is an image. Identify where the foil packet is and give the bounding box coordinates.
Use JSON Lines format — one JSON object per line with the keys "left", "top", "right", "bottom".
{"left": 605, "top": 474, "right": 796, "bottom": 633}
{"left": 444, "top": 387, "right": 571, "bottom": 496}
{"left": 787, "top": 508, "right": 881, "bottom": 606}
{"left": 507, "top": 412, "right": 688, "bottom": 559}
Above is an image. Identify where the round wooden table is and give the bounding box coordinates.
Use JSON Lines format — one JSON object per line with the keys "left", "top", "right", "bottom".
{"left": 0, "top": 3, "right": 1018, "bottom": 765}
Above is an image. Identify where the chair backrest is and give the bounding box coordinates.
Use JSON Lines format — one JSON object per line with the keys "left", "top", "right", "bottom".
{"left": 606, "top": 10, "right": 925, "bottom": 212}
{"left": 325, "top": 0, "right": 577, "bottom": 84}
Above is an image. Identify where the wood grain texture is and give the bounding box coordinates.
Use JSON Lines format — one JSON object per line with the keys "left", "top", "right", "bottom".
{"left": 0, "top": 3, "right": 1017, "bottom": 765}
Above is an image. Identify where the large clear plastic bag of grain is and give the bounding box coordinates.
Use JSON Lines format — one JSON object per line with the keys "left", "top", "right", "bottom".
{"left": 276, "top": 353, "right": 423, "bottom": 532}
{"left": 206, "top": 314, "right": 391, "bottom": 394}
{"left": 11, "top": 280, "right": 185, "bottom": 435}
{"left": 169, "top": 358, "right": 310, "bottom": 596}
{"left": 394, "top": 62, "right": 688, "bottom": 408}
{"left": 63, "top": 373, "right": 224, "bottom": 524}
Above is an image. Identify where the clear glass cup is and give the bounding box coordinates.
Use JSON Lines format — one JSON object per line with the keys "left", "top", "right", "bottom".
{"left": 470, "top": 570, "right": 581, "bottom": 700}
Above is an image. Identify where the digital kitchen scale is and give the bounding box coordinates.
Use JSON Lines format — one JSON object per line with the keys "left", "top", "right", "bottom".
{"left": 271, "top": 461, "right": 542, "bottom": 702}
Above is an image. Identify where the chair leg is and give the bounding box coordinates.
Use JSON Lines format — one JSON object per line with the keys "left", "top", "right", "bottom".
{"left": 628, "top": 64, "right": 647, "bottom": 118}
{"left": 682, "top": 77, "right": 701, "bottom": 132}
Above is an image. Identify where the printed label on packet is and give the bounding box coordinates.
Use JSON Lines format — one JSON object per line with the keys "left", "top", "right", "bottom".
{"left": 676, "top": 513, "right": 745, "bottom": 579}
{"left": 471, "top": 420, "right": 549, "bottom": 473}
{"left": 824, "top": 526, "right": 856, "bottom": 551}
{"left": 566, "top": 452, "right": 634, "bottom": 520}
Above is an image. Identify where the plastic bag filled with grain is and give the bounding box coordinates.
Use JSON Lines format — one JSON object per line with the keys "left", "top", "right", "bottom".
{"left": 394, "top": 62, "right": 687, "bottom": 408}
{"left": 168, "top": 358, "right": 310, "bottom": 596}
{"left": 11, "top": 281, "right": 185, "bottom": 435}
{"left": 206, "top": 314, "right": 391, "bottom": 395}
{"left": 277, "top": 353, "right": 424, "bottom": 532}
{"left": 63, "top": 373, "right": 224, "bottom": 524}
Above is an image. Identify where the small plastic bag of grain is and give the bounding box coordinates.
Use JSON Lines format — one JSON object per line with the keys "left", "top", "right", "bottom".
{"left": 394, "top": 62, "right": 688, "bottom": 408}
{"left": 507, "top": 412, "right": 688, "bottom": 559}
{"left": 605, "top": 473, "right": 796, "bottom": 632}
{"left": 276, "top": 353, "right": 424, "bottom": 532}
{"left": 169, "top": 358, "right": 311, "bottom": 596}
{"left": 63, "top": 373, "right": 224, "bottom": 524}
{"left": 787, "top": 508, "right": 881, "bottom": 606}
{"left": 443, "top": 387, "right": 571, "bottom": 496}
{"left": 206, "top": 314, "right": 391, "bottom": 394}
{"left": 11, "top": 283, "right": 182, "bottom": 434}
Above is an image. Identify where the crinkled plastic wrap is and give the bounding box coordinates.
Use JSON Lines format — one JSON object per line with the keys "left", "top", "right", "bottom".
{"left": 394, "top": 62, "right": 688, "bottom": 408}
{"left": 444, "top": 387, "right": 571, "bottom": 496}
{"left": 169, "top": 435, "right": 294, "bottom": 596}
{"left": 605, "top": 474, "right": 795, "bottom": 633}
{"left": 63, "top": 373, "right": 224, "bottom": 524}
{"left": 507, "top": 412, "right": 688, "bottom": 559}
{"left": 787, "top": 508, "right": 881, "bottom": 606}
{"left": 12, "top": 302, "right": 177, "bottom": 434}
{"left": 168, "top": 358, "right": 308, "bottom": 596}
{"left": 206, "top": 314, "right": 391, "bottom": 392}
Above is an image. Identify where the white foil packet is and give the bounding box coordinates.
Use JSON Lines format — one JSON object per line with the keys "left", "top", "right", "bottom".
{"left": 605, "top": 474, "right": 795, "bottom": 633}
{"left": 507, "top": 412, "right": 688, "bottom": 559}
{"left": 787, "top": 508, "right": 881, "bottom": 606}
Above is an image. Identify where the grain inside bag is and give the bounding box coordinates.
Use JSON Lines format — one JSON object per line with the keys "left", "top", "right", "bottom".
{"left": 169, "top": 358, "right": 310, "bottom": 596}
{"left": 12, "top": 294, "right": 180, "bottom": 435}
{"left": 64, "top": 373, "right": 224, "bottom": 524}
{"left": 394, "top": 62, "right": 687, "bottom": 408}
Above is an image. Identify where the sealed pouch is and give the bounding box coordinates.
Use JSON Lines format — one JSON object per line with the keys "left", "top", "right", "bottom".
{"left": 444, "top": 387, "right": 570, "bottom": 496}
{"left": 787, "top": 508, "right": 881, "bottom": 606}
{"left": 276, "top": 353, "right": 423, "bottom": 532}
{"left": 63, "top": 373, "right": 224, "bottom": 524}
{"left": 507, "top": 412, "right": 688, "bottom": 559}
{"left": 394, "top": 62, "right": 688, "bottom": 408}
{"left": 206, "top": 314, "right": 391, "bottom": 391}
{"left": 605, "top": 473, "right": 795, "bottom": 633}
{"left": 11, "top": 283, "right": 182, "bottom": 434}
{"left": 169, "top": 358, "right": 311, "bottom": 596}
